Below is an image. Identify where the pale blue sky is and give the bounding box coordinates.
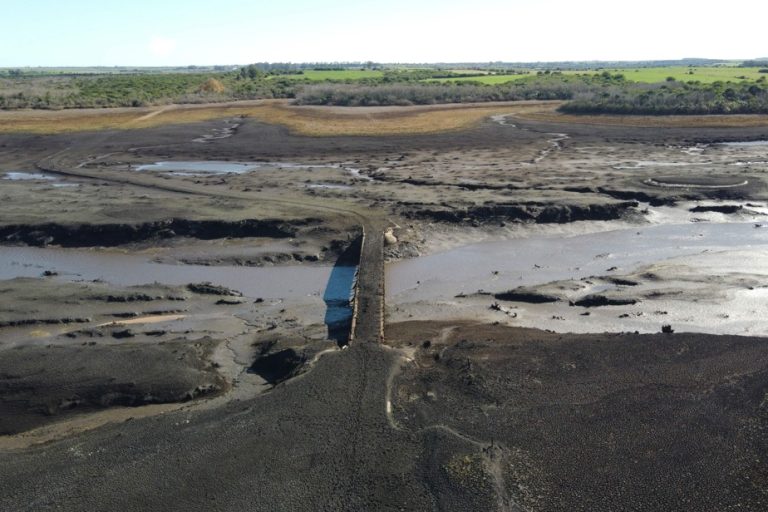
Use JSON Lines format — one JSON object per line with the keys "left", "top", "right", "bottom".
{"left": 3, "top": 0, "right": 766, "bottom": 66}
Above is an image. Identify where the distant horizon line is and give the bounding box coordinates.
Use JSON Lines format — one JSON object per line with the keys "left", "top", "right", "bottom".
{"left": 2, "top": 57, "right": 767, "bottom": 69}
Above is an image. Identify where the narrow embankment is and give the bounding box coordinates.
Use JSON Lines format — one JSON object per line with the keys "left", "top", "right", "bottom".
{"left": 350, "top": 222, "right": 386, "bottom": 343}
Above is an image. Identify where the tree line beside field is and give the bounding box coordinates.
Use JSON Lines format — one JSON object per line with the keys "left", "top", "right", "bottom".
{"left": 1, "top": 66, "right": 767, "bottom": 116}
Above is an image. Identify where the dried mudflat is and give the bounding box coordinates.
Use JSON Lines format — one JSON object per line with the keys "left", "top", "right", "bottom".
{"left": 1, "top": 102, "right": 768, "bottom": 510}
{"left": 1, "top": 325, "right": 767, "bottom": 511}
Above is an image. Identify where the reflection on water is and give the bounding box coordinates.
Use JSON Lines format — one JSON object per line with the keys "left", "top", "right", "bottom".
{"left": 323, "top": 265, "right": 357, "bottom": 346}
{"left": 0, "top": 244, "right": 360, "bottom": 344}
{"left": 322, "top": 236, "right": 361, "bottom": 346}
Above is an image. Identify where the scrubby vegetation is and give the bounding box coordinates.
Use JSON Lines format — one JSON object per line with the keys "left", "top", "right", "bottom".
{"left": 294, "top": 74, "right": 600, "bottom": 106}
{"left": 295, "top": 72, "right": 768, "bottom": 115}
{"left": 1, "top": 62, "right": 768, "bottom": 116}
{"left": 0, "top": 73, "right": 235, "bottom": 109}
{"left": 560, "top": 78, "right": 768, "bottom": 115}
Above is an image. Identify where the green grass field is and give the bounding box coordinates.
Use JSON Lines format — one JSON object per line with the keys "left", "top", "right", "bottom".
{"left": 429, "top": 66, "right": 767, "bottom": 85}
{"left": 272, "top": 69, "right": 385, "bottom": 81}
{"left": 428, "top": 73, "right": 532, "bottom": 84}
{"left": 607, "top": 66, "right": 766, "bottom": 83}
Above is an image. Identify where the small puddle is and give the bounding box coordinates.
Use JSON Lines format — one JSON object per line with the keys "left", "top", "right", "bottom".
{"left": 490, "top": 114, "right": 516, "bottom": 127}
{"left": 306, "top": 183, "right": 353, "bottom": 190}
{"left": 731, "top": 161, "right": 768, "bottom": 167}
{"left": 323, "top": 265, "right": 357, "bottom": 344}
{"left": 534, "top": 133, "right": 569, "bottom": 163}
{"left": 3, "top": 172, "right": 56, "bottom": 181}
{"left": 193, "top": 121, "right": 240, "bottom": 144}
{"left": 3, "top": 172, "right": 79, "bottom": 188}
{"left": 644, "top": 177, "right": 749, "bottom": 189}
{"left": 135, "top": 161, "right": 372, "bottom": 182}
{"left": 679, "top": 145, "right": 707, "bottom": 155}
{"left": 613, "top": 161, "right": 707, "bottom": 170}
{"left": 345, "top": 167, "right": 373, "bottom": 181}
{"left": 135, "top": 161, "right": 262, "bottom": 175}
{"left": 720, "top": 140, "right": 768, "bottom": 147}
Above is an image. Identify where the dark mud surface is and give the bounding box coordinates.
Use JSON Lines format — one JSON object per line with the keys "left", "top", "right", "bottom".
{"left": 2, "top": 109, "right": 768, "bottom": 510}
{"left": 1, "top": 326, "right": 766, "bottom": 511}
{"left": 0, "top": 218, "right": 309, "bottom": 248}
{"left": 0, "top": 345, "right": 436, "bottom": 512}
{"left": 0, "top": 338, "right": 225, "bottom": 435}
{"left": 389, "top": 322, "right": 768, "bottom": 511}
{"left": 3, "top": 113, "right": 768, "bottom": 257}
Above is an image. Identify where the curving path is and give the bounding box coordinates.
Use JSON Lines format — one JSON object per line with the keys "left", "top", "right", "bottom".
{"left": 37, "top": 148, "right": 387, "bottom": 345}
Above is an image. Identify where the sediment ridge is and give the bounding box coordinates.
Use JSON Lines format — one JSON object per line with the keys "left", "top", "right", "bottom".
{"left": 404, "top": 200, "right": 639, "bottom": 224}
{"left": 0, "top": 218, "right": 319, "bottom": 247}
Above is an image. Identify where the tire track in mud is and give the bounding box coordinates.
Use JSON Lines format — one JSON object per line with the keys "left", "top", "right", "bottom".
{"left": 342, "top": 344, "right": 371, "bottom": 504}
{"left": 533, "top": 132, "right": 569, "bottom": 163}
{"left": 416, "top": 406, "right": 516, "bottom": 510}
{"left": 126, "top": 106, "right": 173, "bottom": 125}
{"left": 491, "top": 113, "right": 569, "bottom": 164}
{"left": 383, "top": 341, "right": 517, "bottom": 511}
{"left": 380, "top": 321, "right": 520, "bottom": 510}
{"left": 39, "top": 148, "right": 365, "bottom": 221}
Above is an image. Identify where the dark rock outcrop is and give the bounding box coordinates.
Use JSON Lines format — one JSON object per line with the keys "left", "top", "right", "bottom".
{"left": 494, "top": 290, "right": 561, "bottom": 303}
{"left": 404, "top": 201, "right": 639, "bottom": 224}
{"left": 248, "top": 349, "right": 307, "bottom": 385}
{"left": 0, "top": 218, "right": 318, "bottom": 247}
{"left": 187, "top": 282, "right": 242, "bottom": 296}
{"left": 689, "top": 205, "right": 744, "bottom": 214}
{"left": 572, "top": 295, "right": 639, "bottom": 308}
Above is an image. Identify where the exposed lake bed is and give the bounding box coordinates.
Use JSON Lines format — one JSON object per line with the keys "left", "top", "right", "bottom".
{"left": 2, "top": 106, "right": 768, "bottom": 510}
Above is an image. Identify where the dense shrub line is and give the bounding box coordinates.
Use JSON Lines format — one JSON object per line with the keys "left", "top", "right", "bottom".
{"left": 559, "top": 79, "right": 768, "bottom": 115}
{"left": 293, "top": 75, "right": 598, "bottom": 106}
{"left": 295, "top": 74, "right": 768, "bottom": 115}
